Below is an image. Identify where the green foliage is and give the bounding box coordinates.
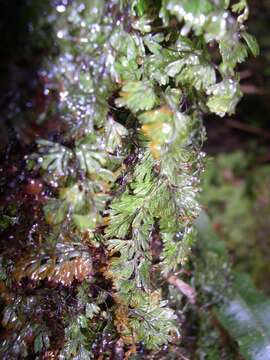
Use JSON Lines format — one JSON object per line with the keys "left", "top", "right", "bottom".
{"left": 128, "top": 297, "right": 178, "bottom": 349}
{"left": 207, "top": 80, "right": 242, "bottom": 117}
{"left": 219, "top": 34, "right": 248, "bottom": 71}
{"left": 196, "top": 311, "right": 237, "bottom": 360}
{"left": 59, "top": 283, "right": 105, "bottom": 359}
{"left": 34, "top": 140, "right": 73, "bottom": 177}
{"left": 116, "top": 80, "right": 158, "bottom": 112}
{"left": 201, "top": 152, "right": 270, "bottom": 289}
{"left": 218, "top": 273, "right": 270, "bottom": 360}
{"left": 161, "top": 227, "right": 195, "bottom": 275}
{"left": 195, "top": 212, "right": 231, "bottom": 303}
{"left": 0, "top": 0, "right": 259, "bottom": 358}
{"left": 243, "top": 32, "right": 260, "bottom": 57}
{"left": 1, "top": 295, "right": 53, "bottom": 358}
{"left": 196, "top": 212, "right": 270, "bottom": 360}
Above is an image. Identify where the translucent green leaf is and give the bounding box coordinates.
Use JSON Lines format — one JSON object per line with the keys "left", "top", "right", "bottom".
{"left": 143, "top": 33, "right": 164, "bottom": 55}
{"left": 132, "top": 16, "right": 152, "bottom": 34}
{"left": 60, "top": 184, "right": 85, "bottom": 209}
{"left": 139, "top": 106, "right": 174, "bottom": 148}
{"left": 75, "top": 145, "right": 107, "bottom": 175}
{"left": 44, "top": 198, "right": 69, "bottom": 225}
{"left": 108, "top": 238, "right": 135, "bottom": 259}
{"left": 73, "top": 213, "right": 100, "bottom": 230}
{"left": 176, "top": 62, "right": 216, "bottom": 91}
{"left": 167, "top": 0, "right": 213, "bottom": 16}
{"left": 115, "top": 80, "right": 157, "bottom": 112}
{"left": 105, "top": 118, "right": 128, "bottom": 153}
{"left": 203, "top": 12, "right": 229, "bottom": 42}
{"left": 165, "top": 59, "right": 186, "bottom": 77}
{"left": 110, "top": 31, "right": 137, "bottom": 59}
{"left": 36, "top": 140, "right": 73, "bottom": 177}
{"left": 138, "top": 105, "right": 173, "bottom": 125}
{"left": 219, "top": 35, "right": 248, "bottom": 70}
{"left": 129, "top": 295, "right": 178, "bottom": 349}
{"left": 34, "top": 332, "right": 50, "bottom": 354}
{"left": 207, "top": 79, "right": 242, "bottom": 117}
{"left": 132, "top": 0, "right": 148, "bottom": 16}
{"left": 161, "top": 228, "right": 195, "bottom": 275}
{"left": 232, "top": 0, "right": 247, "bottom": 14}
{"left": 176, "top": 35, "right": 195, "bottom": 51}
{"left": 114, "top": 57, "right": 141, "bottom": 81}
{"left": 242, "top": 32, "right": 260, "bottom": 57}
{"left": 111, "top": 31, "right": 144, "bottom": 81}
{"left": 144, "top": 55, "right": 169, "bottom": 85}
{"left": 164, "top": 87, "right": 182, "bottom": 107}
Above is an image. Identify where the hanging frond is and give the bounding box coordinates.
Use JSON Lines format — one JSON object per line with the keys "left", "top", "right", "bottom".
{"left": 13, "top": 244, "right": 92, "bottom": 286}
{"left": 31, "top": 140, "right": 73, "bottom": 178}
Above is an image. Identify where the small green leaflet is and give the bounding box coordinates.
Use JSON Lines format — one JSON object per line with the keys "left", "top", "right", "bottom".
{"left": 44, "top": 198, "right": 68, "bottom": 225}
{"left": 166, "top": 53, "right": 216, "bottom": 91}
{"left": 76, "top": 145, "right": 107, "bottom": 175}
{"left": 105, "top": 117, "right": 128, "bottom": 153}
{"left": 242, "top": 32, "right": 260, "bottom": 57}
{"left": 219, "top": 34, "right": 248, "bottom": 70}
{"left": 73, "top": 212, "right": 100, "bottom": 231}
{"left": 115, "top": 80, "right": 158, "bottom": 112}
{"left": 36, "top": 140, "right": 73, "bottom": 177}
{"left": 166, "top": 59, "right": 186, "bottom": 77}
{"left": 207, "top": 79, "right": 242, "bottom": 117}
{"left": 143, "top": 33, "right": 164, "bottom": 55}
{"left": 144, "top": 55, "right": 169, "bottom": 85}
{"left": 232, "top": 0, "right": 248, "bottom": 14}
{"left": 34, "top": 331, "right": 50, "bottom": 354}
{"left": 176, "top": 62, "right": 216, "bottom": 91}
{"left": 161, "top": 228, "right": 195, "bottom": 275}
{"left": 132, "top": 0, "right": 148, "bottom": 16}
{"left": 132, "top": 16, "right": 152, "bottom": 34}
{"left": 167, "top": 0, "right": 213, "bottom": 17}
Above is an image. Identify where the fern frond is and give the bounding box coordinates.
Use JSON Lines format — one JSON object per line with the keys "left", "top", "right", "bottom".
{"left": 13, "top": 244, "right": 92, "bottom": 286}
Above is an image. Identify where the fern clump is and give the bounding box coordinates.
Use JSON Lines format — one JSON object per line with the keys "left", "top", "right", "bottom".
{"left": 0, "top": 0, "right": 257, "bottom": 358}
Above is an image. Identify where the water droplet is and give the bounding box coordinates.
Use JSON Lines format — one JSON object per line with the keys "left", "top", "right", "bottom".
{"left": 78, "top": 3, "right": 85, "bottom": 12}
{"left": 162, "top": 123, "right": 172, "bottom": 134}
{"left": 56, "top": 5, "right": 66, "bottom": 13}
{"left": 57, "top": 30, "right": 64, "bottom": 39}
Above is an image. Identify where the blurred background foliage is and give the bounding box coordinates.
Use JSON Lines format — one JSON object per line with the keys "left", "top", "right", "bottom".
{"left": 201, "top": 0, "right": 270, "bottom": 294}
{"left": 201, "top": 151, "right": 270, "bottom": 293}
{"left": 192, "top": 2, "right": 270, "bottom": 356}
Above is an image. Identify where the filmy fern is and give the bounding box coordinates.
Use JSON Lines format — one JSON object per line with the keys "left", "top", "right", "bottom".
{"left": 0, "top": 0, "right": 258, "bottom": 358}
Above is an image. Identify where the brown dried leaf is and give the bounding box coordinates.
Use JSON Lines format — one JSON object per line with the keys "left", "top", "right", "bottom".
{"left": 13, "top": 245, "right": 92, "bottom": 286}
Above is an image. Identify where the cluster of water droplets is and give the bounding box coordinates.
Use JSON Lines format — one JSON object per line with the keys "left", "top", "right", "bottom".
{"left": 40, "top": 1, "right": 122, "bottom": 137}
{"left": 24, "top": 0, "right": 130, "bottom": 198}
{"left": 167, "top": 2, "right": 231, "bottom": 41}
